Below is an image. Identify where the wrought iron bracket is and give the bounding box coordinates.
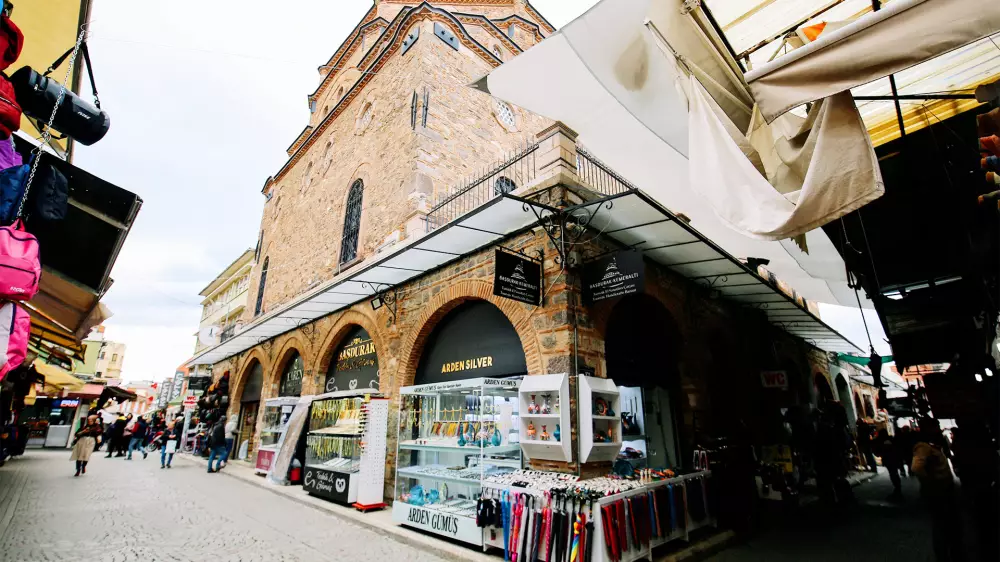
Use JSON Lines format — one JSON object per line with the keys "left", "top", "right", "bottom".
{"left": 517, "top": 196, "right": 614, "bottom": 268}
{"left": 362, "top": 281, "right": 398, "bottom": 324}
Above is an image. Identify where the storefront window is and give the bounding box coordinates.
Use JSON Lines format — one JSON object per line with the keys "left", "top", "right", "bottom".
{"left": 325, "top": 326, "right": 379, "bottom": 393}
{"left": 279, "top": 353, "right": 304, "bottom": 397}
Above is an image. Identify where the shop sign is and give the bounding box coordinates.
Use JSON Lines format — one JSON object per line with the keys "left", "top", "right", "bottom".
{"left": 57, "top": 399, "right": 80, "bottom": 408}
{"left": 182, "top": 395, "right": 198, "bottom": 408}
{"left": 255, "top": 448, "right": 276, "bottom": 473}
{"left": 760, "top": 370, "right": 789, "bottom": 389}
{"left": 392, "top": 502, "right": 483, "bottom": 544}
{"left": 325, "top": 327, "right": 380, "bottom": 393}
{"left": 187, "top": 376, "right": 210, "bottom": 392}
{"left": 169, "top": 375, "right": 185, "bottom": 401}
{"left": 415, "top": 301, "right": 527, "bottom": 385}
{"left": 760, "top": 444, "right": 794, "bottom": 473}
{"left": 279, "top": 354, "right": 304, "bottom": 397}
{"left": 493, "top": 249, "right": 541, "bottom": 306}
{"left": 582, "top": 251, "right": 644, "bottom": 304}
{"left": 303, "top": 467, "right": 352, "bottom": 503}
{"left": 157, "top": 383, "right": 169, "bottom": 408}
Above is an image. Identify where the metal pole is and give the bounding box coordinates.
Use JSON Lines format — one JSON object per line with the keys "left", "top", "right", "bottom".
{"left": 871, "top": 0, "right": 907, "bottom": 138}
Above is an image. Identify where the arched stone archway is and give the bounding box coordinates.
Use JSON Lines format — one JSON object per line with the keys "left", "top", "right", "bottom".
{"left": 815, "top": 373, "right": 835, "bottom": 402}
{"left": 231, "top": 347, "right": 269, "bottom": 413}
{"left": 397, "top": 278, "right": 542, "bottom": 389}
{"left": 268, "top": 336, "right": 310, "bottom": 397}
{"left": 836, "top": 374, "right": 857, "bottom": 427}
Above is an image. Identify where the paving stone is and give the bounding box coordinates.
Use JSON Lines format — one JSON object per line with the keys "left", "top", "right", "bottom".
{"left": 0, "top": 450, "right": 449, "bottom": 562}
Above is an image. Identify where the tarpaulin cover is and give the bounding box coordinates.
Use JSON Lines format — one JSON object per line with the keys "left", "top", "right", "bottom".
{"left": 744, "top": 0, "right": 1000, "bottom": 121}
{"left": 688, "top": 76, "right": 884, "bottom": 240}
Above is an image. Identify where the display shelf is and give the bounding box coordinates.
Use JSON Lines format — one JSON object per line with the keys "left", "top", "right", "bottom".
{"left": 579, "top": 375, "right": 623, "bottom": 463}
{"left": 255, "top": 397, "right": 301, "bottom": 476}
{"left": 393, "top": 377, "right": 522, "bottom": 546}
{"left": 518, "top": 374, "right": 571, "bottom": 463}
{"left": 303, "top": 392, "right": 388, "bottom": 508}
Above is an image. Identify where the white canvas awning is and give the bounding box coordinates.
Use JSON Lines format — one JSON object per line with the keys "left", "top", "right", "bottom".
{"left": 472, "top": 0, "right": 870, "bottom": 309}
{"left": 743, "top": 0, "right": 1000, "bottom": 121}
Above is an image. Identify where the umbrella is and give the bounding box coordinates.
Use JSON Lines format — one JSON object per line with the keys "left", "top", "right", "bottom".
{"left": 584, "top": 499, "right": 595, "bottom": 562}
{"left": 502, "top": 491, "right": 511, "bottom": 561}
{"left": 570, "top": 511, "right": 582, "bottom": 562}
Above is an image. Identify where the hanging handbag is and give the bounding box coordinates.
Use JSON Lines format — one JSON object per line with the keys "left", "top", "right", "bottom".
{"left": 0, "top": 160, "right": 27, "bottom": 224}
{"left": 0, "top": 73, "right": 20, "bottom": 138}
{"left": 10, "top": 40, "right": 109, "bottom": 146}
{"left": 0, "top": 300, "right": 29, "bottom": 381}
{"left": 0, "top": 219, "right": 39, "bottom": 300}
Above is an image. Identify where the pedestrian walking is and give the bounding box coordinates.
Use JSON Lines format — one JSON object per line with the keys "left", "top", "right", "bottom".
{"left": 912, "top": 417, "right": 965, "bottom": 562}
{"left": 206, "top": 415, "right": 228, "bottom": 473}
{"left": 127, "top": 417, "right": 148, "bottom": 460}
{"left": 223, "top": 415, "right": 238, "bottom": 467}
{"left": 896, "top": 424, "right": 915, "bottom": 477}
{"left": 71, "top": 415, "right": 102, "bottom": 477}
{"left": 105, "top": 414, "right": 127, "bottom": 458}
{"left": 161, "top": 416, "right": 183, "bottom": 469}
{"left": 874, "top": 428, "right": 902, "bottom": 500}
{"left": 856, "top": 417, "right": 877, "bottom": 473}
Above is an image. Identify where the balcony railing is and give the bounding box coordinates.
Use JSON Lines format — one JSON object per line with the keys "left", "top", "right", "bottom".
{"left": 424, "top": 141, "right": 638, "bottom": 231}
{"left": 426, "top": 142, "right": 538, "bottom": 230}
{"left": 576, "top": 146, "right": 637, "bottom": 196}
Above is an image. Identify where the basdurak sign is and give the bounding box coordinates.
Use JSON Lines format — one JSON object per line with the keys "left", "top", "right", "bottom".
{"left": 493, "top": 249, "right": 541, "bottom": 305}
{"left": 582, "top": 251, "right": 644, "bottom": 304}
{"left": 325, "top": 326, "right": 379, "bottom": 393}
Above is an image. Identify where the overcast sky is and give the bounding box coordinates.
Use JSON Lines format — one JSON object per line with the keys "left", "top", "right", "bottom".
{"left": 74, "top": 0, "right": 886, "bottom": 383}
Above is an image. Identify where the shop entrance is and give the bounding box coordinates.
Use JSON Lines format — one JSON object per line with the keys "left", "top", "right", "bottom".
{"left": 814, "top": 373, "right": 834, "bottom": 403}
{"left": 604, "top": 294, "right": 682, "bottom": 471}
{"left": 237, "top": 361, "right": 263, "bottom": 461}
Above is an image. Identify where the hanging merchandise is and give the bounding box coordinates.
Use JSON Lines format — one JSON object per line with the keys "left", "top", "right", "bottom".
{"left": 0, "top": 219, "right": 38, "bottom": 300}
{"left": 0, "top": 70, "right": 19, "bottom": 138}
{"left": 0, "top": 162, "right": 27, "bottom": 223}
{"left": 0, "top": 137, "right": 20, "bottom": 170}
{"left": 11, "top": 40, "right": 109, "bottom": 146}
{"left": 0, "top": 300, "right": 28, "bottom": 380}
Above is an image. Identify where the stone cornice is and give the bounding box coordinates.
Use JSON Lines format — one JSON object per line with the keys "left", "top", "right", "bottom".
{"left": 275, "top": 3, "right": 505, "bottom": 184}
{"left": 308, "top": 12, "right": 389, "bottom": 103}
{"left": 453, "top": 12, "right": 523, "bottom": 54}
{"left": 523, "top": 1, "right": 555, "bottom": 34}
{"left": 286, "top": 125, "right": 314, "bottom": 156}
{"left": 490, "top": 13, "right": 546, "bottom": 42}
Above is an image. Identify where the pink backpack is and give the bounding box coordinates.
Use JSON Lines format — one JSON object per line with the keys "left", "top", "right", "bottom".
{"left": 0, "top": 301, "right": 29, "bottom": 381}
{"left": 0, "top": 219, "right": 40, "bottom": 300}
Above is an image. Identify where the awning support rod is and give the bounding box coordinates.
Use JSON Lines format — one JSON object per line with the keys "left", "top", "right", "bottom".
{"left": 853, "top": 94, "right": 977, "bottom": 100}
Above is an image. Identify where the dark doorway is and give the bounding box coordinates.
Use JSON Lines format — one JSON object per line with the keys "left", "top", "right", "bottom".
{"left": 815, "top": 373, "right": 834, "bottom": 403}
{"left": 605, "top": 294, "right": 682, "bottom": 469}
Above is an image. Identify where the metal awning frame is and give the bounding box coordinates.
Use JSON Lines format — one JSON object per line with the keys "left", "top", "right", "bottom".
{"left": 190, "top": 185, "right": 861, "bottom": 367}
{"left": 543, "top": 188, "right": 863, "bottom": 354}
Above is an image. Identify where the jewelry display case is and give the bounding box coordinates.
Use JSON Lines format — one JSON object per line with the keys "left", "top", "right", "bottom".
{"left": 392, "top": 378, "right": 523, "bottom": 546}
{"left": 303, "top": 391, "right": 389, "bottom": 508}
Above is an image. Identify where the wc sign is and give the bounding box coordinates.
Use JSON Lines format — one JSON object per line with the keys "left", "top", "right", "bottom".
{"left": 760, "top": 370, "right": 788, "bottom": 390}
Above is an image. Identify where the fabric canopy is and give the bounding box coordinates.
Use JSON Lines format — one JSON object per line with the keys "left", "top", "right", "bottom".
{"left": 688, "top": 77, "right": 884, "bottom": 240}
{"left": 745, "top": 0, "right": 1000, "bottom": 121}
{"left": 33, "top": 359, "right": 85, "bottom": 392}
{"left": 473, "top": 0, "right": 871, "bottom": 308}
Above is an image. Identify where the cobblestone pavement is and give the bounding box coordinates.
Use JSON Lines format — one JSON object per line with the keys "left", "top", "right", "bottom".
{"left": 705, "top": 469, "right": 988, "bottom": 562}
{"left": 0, "top": 449, "right": 450, "bottom": 562}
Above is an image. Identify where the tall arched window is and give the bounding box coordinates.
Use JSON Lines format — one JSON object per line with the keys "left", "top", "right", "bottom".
{"left": 340, "top": 180, "right": 364, "bottom": 264}
{"left": 254, "top": 257, "right": 269, "bottom": 316}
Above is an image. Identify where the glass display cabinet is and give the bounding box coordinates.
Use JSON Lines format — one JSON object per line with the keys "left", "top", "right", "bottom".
{"left": 392, "top": 378, "right": 522, "bottom": 546}
{"left": 255, "top": 396, "right": 299, "bottom": 475}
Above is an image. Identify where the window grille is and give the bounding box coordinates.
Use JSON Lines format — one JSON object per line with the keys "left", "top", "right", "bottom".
{"left": 411, "top": 91, "right": 418, "bottom": 129}
{"left": 494, "top": 176, "right": 517, "bottom": 195}
{"left": 340, "top": 180, "right": 364, "bottom": 264}
{"left": 495, "top": 99, "right": 515, "bottom": 128}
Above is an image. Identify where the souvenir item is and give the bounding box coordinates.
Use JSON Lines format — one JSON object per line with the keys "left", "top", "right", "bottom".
{"left": 528, "top": 394, "right": 538, "bottom": 414}
{"left": 541, "top": 394, "right": 552, "bottom": 414}
{"left": 540, "top": 425, "right": 549, "bottom": 441}
{"left": 527, "top": 422, "right": 536, "bottom": 439}
{"left": 491, "top": 426, "right": 502, "bottom": 446}
{"left": 553, "top": 424, "right": 561, "bottom": 442}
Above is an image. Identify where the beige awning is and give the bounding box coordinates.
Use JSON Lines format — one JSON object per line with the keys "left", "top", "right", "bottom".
{"left": 33, "top": 359, "right": 85, "bottom": 393}
{"left": 25, "top": 268, "right": 112, "bottom": 344}
{"left": 744, "top": 0, "right": 1000, "bottom": 121}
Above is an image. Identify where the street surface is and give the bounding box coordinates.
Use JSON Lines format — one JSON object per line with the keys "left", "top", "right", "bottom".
{"left": 0, "top": 449, "right": 449, "bottom": 562}
{"left": 0, "top": 451, "right": 986, "bottom": 562}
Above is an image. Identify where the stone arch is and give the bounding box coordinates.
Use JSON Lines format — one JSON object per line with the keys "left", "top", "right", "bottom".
{"left": 815, "top": 372, "right": 834, "bottom": 402}
{"left": 231, "top": 347, "right": 270, "bottom": 407}
{"left": 397, "top": 278, "right": 542, "bottom": 389}
{"left": 268, "top": 335, "right": 311, "bottom": 396}
{"left": 314, "top": 308, "right": 389, "bottom": 393}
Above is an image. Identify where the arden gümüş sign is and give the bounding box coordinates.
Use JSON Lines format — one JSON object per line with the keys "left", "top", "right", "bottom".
{"left": 582, "top": 251, "right": 644, "bottom": 303}
{"left": 493, "top": 249, "right": 541, "bottom": 305}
